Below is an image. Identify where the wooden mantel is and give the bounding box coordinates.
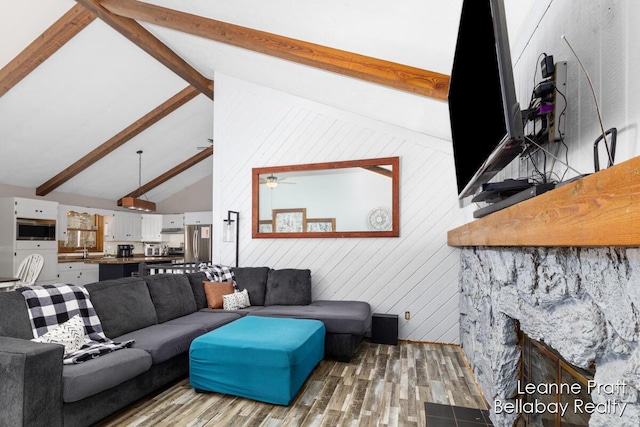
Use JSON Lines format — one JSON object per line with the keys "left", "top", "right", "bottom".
{"left": 447, "top": 155, "right": 640, "bottom": 247}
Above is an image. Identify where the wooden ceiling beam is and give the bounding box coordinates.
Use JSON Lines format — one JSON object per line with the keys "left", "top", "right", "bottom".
{"left": 118, "top": 146, "right": 213, "bottom": 204}
{"left": 36, "top": 86, "right": 201, "bottom": 196}
{"left": 75, "top": 0, "right": 214, "bottom": 99}
{"left": 0, "top": 5, "right": 96, "bottom": 98}
{"left": 362, "top": 166, "right": 393, "bottom": 178}
{"left": 99, "top": 0, "right": 450, "bottom": 101}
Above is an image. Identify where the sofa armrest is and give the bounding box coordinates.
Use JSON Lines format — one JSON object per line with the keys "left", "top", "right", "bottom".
{"left": 0, "top": 336, "right": 64, "bottom": 427}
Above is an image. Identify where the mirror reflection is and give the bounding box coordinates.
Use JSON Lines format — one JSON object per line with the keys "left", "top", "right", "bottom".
{"left": 252, "top": 157, "right": 399, "bottom": 238}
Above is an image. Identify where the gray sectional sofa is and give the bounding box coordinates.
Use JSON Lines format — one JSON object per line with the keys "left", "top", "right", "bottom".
{"left": 0, "top": 267, "right": 371, "bottom": 427}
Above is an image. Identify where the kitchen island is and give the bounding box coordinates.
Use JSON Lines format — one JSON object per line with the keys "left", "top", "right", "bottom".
{"left": 83, "top": 256, "right": 184, "bottom": 280}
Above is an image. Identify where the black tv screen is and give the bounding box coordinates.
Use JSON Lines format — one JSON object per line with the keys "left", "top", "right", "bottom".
{"left": 449, "top": 0, "right": 524, "bottom": 199}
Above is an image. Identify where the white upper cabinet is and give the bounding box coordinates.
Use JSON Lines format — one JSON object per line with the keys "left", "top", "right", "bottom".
{"left": 184, "top": 211, "right": 213, "bottom": 225}
{"left": 14, "top": 197, "right": 58, "bottom": 220}
{"left": 115, "top": 212, "right": 142, "bottom": 242}
{"left": 162, "top": 214, "right": 184, "bottom": 230}
{"left": 141, "top": 214, "right": 163, "bottom": 242}
{"left": 103, "top": 211, "right": 142, "bottom": 242}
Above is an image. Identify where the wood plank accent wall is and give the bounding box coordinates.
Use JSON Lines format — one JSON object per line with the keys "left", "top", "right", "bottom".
{"left": 447, "top": 155, "right": 640, "bottom": 247}
{"left": 213, "top": 75, "right": 464, "bottom": 343}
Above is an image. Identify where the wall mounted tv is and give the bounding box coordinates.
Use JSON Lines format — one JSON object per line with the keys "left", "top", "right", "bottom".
{"left": 449, "top": 0, "right": 525, "bottom": 200}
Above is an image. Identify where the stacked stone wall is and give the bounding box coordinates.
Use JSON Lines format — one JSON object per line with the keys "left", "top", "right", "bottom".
{"left": 459, "top": 247, "right": 640, "bottom": 426}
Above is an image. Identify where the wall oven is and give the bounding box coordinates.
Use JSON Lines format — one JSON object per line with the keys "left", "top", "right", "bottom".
{"left": 16, "top": 218, "right": 56, "bottom": 241}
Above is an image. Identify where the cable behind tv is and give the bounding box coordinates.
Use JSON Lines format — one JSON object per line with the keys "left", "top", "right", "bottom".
{"left": 561, "top": 34, "right": 613, "bottom": 166}
{"left": 524, "top": 135, "right": 583, "bottom": 177}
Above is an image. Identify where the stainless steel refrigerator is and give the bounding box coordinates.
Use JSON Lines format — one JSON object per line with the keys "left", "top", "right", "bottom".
{"left": 184, "top": 224, "right": 212, "bottom": 264}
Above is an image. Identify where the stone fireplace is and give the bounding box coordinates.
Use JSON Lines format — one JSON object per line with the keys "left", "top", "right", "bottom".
{"left": 458, "top": 246, "right": 640, "bottom": 426}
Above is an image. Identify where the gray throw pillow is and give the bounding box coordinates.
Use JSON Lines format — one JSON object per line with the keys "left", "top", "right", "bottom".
{"left": 144, "top": 274, "right": 197, "bottom": 323}
{"left": 233, "top": 267, "right": 270, "bottom": 306}
{"left": 264, "top": 269, "right": 312, "bottom": 306}
{"left": 86, "top": 277, "right": 157, "bottom": 338}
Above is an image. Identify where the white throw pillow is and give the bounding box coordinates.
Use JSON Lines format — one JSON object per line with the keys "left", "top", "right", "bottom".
{"left": 32, "top": 315, "right": 86, "bottom": 356}
{"left": 223, "top": 289, "right": 251, "bottom": 310}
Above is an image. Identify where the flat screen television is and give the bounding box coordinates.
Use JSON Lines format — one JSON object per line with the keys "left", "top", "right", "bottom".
{"left": 448, "top": 0, "right": 525, "bottom": 200}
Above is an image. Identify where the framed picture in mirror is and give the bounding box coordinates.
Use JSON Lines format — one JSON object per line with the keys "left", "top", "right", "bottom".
{"left": 273, "top": 208, "right": 307, "bottom": 233}
{"left": 307, "top": 218, "right": 336, "bottom": 232}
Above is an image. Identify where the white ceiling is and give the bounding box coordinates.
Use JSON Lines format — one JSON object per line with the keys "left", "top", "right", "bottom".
{"left": 0, "top": 0, "right": 533, "bottom": 206}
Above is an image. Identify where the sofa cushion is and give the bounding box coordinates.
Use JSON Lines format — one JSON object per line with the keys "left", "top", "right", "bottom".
{"left": 264, "top": 269, "right": 312, "bottom": 306}
{"left": 163, "top": 311, "right": 242, "bottom": 331}
{"left": 144, "top": 274, "right": 197, "bottom": 323}
{"left": 249, "top": 300, "right": 372, "bottom": 335}
{"left": 203, "top": 281, "right": 234, "bottom": 309}
{"left": 233, "top": 267, "right": 270, "bottom": 306}
{"left": 62, "top": 348, "right": 152, "bottom": 403}
{"left": 115, "top": 323, "right": 205, "bottom": 364}
{"left": 85, "top": 277, "right": 157, "bottom": 339}
{"left": 186, "top": 272, "right": 208, "bottom": 310}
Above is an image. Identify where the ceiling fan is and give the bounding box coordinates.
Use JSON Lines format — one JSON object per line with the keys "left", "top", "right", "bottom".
{"left": 259, "top": 174, "right": 295, "bottom": 188}
{"left": 197, "top": 138, "right": 213, "bottom": 150}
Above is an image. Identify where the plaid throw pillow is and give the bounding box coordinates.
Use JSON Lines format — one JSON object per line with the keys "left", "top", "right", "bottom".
{"left": 198, "top": 263, "right": 236, "bottom": 289}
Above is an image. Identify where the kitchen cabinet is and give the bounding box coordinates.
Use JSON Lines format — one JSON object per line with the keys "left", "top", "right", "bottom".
{"left": 15, "top": 242, "right": 58, "bottom": 284}
{"left": 141, "top": 214, "right": 163, "bottom": 242}
{"left": 184, "top": 211, "right": 213, "bottom": 225}
{"left": 162, "top": 214, "right": 184, "bottom": 230}
{"left": 57, "top": 204, "right": 70, "bottom": 241}
{"left": 14, "top": 197, "right": 58, "bottom": 220}
{"left": 83, "top": 263, "right": 99, "bottom": 284}
{"left": 58, "top": 207, "right": 100, "bottom": 252}
{"left": 117, "top": 212, "right": 142, "bottom": 241}
{"left": 104, "top": 212, "right": 142, "bottom": 242}
{"left": 58, "top": 262, "right": 99, "bottom": 286}
{"left": 58, "top": 262, "right": 82, "bottom": 284}
{"left": 0, "top": 197, "right": 59, "bottom": 284}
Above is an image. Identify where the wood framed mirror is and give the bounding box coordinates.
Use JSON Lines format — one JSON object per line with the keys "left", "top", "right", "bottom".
{"left": 252, "top": 157, "right": 399, "bottom": 238}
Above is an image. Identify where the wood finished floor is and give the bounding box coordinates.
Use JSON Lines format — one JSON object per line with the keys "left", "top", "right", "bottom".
{"left": 96, "top": 341, "right": 488, "bottom": 427}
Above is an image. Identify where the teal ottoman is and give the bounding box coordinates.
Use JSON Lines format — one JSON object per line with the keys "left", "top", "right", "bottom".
{"left": 189, "top": 316, "right": 325, "bottom": 405}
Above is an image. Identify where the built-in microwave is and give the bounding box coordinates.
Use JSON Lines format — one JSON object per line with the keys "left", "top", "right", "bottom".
{"left": 16, "top": 218, "right": 56, "bottom": 241}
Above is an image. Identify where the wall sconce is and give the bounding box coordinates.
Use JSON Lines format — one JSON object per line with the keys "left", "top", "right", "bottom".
{"left": 223, "top": 210, "right": 239, "bottom": 267}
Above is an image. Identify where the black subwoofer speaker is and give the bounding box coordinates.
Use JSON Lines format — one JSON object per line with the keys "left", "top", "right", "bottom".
{"left": 371, "top": 313, "right": 398, "bottom": 345}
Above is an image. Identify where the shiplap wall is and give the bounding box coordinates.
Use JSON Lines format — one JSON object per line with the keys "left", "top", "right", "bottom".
{"left": 212, "top": 74, "right": 464, "bottom": 343}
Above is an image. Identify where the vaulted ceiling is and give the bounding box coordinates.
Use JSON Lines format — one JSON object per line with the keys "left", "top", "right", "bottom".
{"left": 2, "top": 0, "right": 528, "bottom": 209}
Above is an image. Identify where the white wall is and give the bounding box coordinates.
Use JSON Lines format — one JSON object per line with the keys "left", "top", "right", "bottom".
{"left": 212, "top": 74, "right": 464, "bottom": 343}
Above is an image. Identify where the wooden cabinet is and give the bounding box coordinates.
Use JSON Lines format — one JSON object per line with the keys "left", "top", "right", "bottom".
{"left": 141, "top": 214, "right": 163, "bottom": 242}
{"left": 58, "top": 207, "right": 100, "bottom": 253}
{"left": 184, "top": 211, "right": 212, "bottom": 225}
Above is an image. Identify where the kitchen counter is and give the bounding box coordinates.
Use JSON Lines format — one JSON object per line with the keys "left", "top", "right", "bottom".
{"left": 58, "top": 255, "right": 182, "bottom": 264}
{"left": 82, "top": 256, "right": 183, "bottom": 265}
{"left": 59, "top": 256, "right": 185, "bottom": 281}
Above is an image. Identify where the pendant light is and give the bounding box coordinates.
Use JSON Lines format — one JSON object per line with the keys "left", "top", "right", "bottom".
{"left": 121, "top": 150, "right": 156, "bottom": 212}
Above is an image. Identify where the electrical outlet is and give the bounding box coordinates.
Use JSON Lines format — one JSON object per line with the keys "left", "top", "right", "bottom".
{"left": 405, "top": 311, "right": 410, "bottom": 320}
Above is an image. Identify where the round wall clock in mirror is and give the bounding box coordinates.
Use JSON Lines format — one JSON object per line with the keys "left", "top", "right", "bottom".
{"left": 367, "top": 207, "right": 392, "bottom": 231}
